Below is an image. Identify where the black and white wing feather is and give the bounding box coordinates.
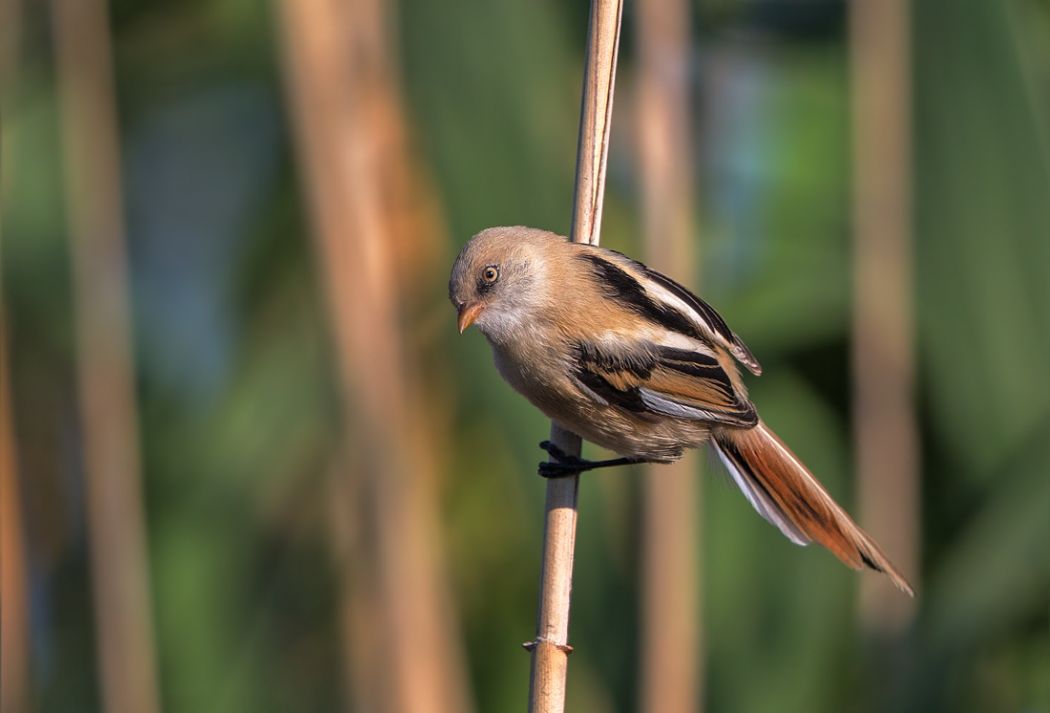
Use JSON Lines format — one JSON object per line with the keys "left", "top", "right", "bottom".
{"left": 570, "top": 340, "right": 758, "bottom": 428}
{"left": 582, "top": 248, "right": 763, "bottom": 375}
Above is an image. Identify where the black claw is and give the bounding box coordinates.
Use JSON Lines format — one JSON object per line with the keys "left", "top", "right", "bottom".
{"left": 538, "top": 440, "right": 568, "bottom": 461}
{"left": 539, "top": 440, "right": 584, "bottom": 478}
{"left": 537, "top": 440, "right": 643, "bottom": 478}
{"left": 538, "top": 460, "right": 582, "bottom": 479}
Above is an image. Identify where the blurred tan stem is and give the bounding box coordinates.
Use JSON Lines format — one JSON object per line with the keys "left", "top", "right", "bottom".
{"left": 1, "top": 318, "right": 30, "bottom": 713}
{"left": 1, "top": 2, "right": 31, "bottom": 710}
{"left": 277, "top": 1, "right": 472, "bottom": 712}
{"left": 325, "top": 452, "right": 384, "bottom": 713}
{"left": 850, "top": 0, "right": 920, "bottom": 631}
{"left": 527, "top": 2, "right": 623, "bottom": 712}
{"left": 50, "top": 1, "right": 162, "bottom": 712}
{"left": 635, "top": 0, "right": 702, "bottom": 709}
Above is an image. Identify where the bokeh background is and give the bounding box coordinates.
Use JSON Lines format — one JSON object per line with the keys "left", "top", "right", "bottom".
{"left": 1, "top": 1, "right": 1048, "bottom": 712}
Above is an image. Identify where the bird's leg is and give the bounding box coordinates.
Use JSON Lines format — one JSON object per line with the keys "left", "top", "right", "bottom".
{"left": 537, "top": 440, "right": 643, "bottom": 478}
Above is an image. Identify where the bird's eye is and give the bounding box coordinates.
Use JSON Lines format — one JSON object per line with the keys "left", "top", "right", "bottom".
{"left": 481, "top": 265, "right": 500, "bottom": 284}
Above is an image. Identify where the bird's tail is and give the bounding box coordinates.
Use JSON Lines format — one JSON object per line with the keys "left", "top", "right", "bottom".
{"left": 712, "top": 420, "right": 914, "bottom": 596}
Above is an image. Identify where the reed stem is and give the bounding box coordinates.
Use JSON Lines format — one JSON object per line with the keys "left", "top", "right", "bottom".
{"left": 527, "top": 2, "right": 624, "bottom": 711}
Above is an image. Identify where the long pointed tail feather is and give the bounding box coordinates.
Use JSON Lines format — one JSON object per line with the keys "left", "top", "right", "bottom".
{"left": 712, "top": 420, "right": 914, "bottom": 596}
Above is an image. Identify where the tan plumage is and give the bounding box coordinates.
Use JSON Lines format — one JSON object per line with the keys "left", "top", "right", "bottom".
{"left": 449, "top": 226, "right": 914, "bottom": 595}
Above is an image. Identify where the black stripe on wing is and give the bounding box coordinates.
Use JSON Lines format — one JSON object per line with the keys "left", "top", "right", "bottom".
{"left": 578, "top": 252, "right": 762, "bottom": 375}
{"left": 642, "top": 268, "right": 762, "bottom": 375}
{"left": 575, "top": 341, "right": 653, "bottom": 378}
{"left": 570, "top": 341, "right": 756, "bottom": 427}
{"left": 570, "top": 342, "right": 654, "bottom": 413}
{"left": 573, "top": 366, "right": 651, "bottom": 413}
{"left": 656, "top": 346, "right": 735, "bottom": 398}
{"left": 577, "top": 254, "right": 707, "bottom": 344}
{"left": 644, "top": 270, "right": 733, "bottom": 341}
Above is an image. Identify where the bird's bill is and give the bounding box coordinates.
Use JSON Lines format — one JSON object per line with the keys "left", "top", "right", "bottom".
{"left": 457, "top": 302, "right": 484, "bottom": 333}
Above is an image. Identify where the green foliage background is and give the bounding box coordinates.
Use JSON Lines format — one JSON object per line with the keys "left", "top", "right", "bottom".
{"left": 3, "top": 0, "right": 1048, "bottom": 711}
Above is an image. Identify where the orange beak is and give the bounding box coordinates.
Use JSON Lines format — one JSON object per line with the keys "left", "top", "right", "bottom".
{"left": 457, "top": 302, "right": 484, "bottom": 334}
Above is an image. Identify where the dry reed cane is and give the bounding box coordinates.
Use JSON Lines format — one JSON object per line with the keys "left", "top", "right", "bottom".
{"left": 51, "top": 2, "right": 162, "bottom": 711}
{"left": 0, "top": 4, "right": 31, "bottom": 708}
{"left": 849, "top": 0, "right": 920, "bottom": 633}
{"left": 636, "top": 0, "right": 702, "bottom": 709}
{"left": 277, "top": 1, "right": 473, "bottom": 711}
{"left": 525, "top": 2, "right": 624, "bottom": 712}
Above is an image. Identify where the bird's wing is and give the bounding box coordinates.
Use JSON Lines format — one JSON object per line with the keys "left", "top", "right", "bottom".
{"left": 570, "top": 340, "right": 758, "bottom": 428}
{"left": 580, "top": 249, "right": 763, "bottom": 375}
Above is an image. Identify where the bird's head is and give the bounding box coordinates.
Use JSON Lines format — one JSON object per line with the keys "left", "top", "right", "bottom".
{"left": 448, "top": 226, "right": 557, "bottom": 342}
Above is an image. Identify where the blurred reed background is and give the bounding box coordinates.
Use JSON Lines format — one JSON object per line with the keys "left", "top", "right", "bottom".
{"left": 1, "top": 0, "right": 1048, "bottom": 712}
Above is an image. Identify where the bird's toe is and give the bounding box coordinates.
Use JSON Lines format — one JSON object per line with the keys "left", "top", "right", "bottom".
{"left": 537, "top": 460, "right": 581, "bottom": 479}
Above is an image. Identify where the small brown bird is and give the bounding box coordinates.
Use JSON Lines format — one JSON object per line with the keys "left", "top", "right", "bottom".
{"left": 449, "top": 226, "right": 913, "bottom": 595}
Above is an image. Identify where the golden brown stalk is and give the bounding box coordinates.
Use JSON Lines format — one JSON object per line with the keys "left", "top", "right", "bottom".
{"left": 50, "top": 1, "right": 162, "bottom": 712}
{"left": 1, "top": 315, "right": 30, "bottom": 713}
{"left": 528, "top": 2, "right": 624, "bottom": 712}
{"left": 636, "top": 0, "right": 702, "bottom": 708}
{"left": 850, "top": 0, "right": 920, "bottom": 629}
{"left": 276, "top": 1, "right": 472, "bottom": 712}
{"left": 1, "top": 2, "right": 30, "bottom": 709}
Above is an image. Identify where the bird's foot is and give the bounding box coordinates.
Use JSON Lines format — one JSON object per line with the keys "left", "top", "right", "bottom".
{"left": 537, "top": 440, "right": 642, "bottom": 478}
{"left": 538, "top": 440, "right": 585, "bottom": 478}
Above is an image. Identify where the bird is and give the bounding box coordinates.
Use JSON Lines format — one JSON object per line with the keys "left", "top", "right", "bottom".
{"left": 449, "top": 225, "right": 914, "bottom": 596}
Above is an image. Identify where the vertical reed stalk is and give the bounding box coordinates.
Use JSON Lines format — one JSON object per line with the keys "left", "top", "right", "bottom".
{"left": 527, "top": 2, "right": 623, "bottom": 712}
{"left": 277, "top": 1, "right": 472, "bottom": 712}
{"left": 850, "top": 0, "right": 920, "bottom": 631}
{"left": 1, "top": 3, "right": 30, "bottom": 709}
{"left": 636, "top": 0, "right": 702, "bottom": 709}
{"left": 50, "top": 1, "right": 162, "bottom": 711}
{"left": 1, "top": 315, "right": 29, "bottom": 713}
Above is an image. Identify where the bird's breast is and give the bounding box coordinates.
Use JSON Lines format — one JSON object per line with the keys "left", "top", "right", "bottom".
{"left": 488, "top": 340, "right": 577, "bottom": 418}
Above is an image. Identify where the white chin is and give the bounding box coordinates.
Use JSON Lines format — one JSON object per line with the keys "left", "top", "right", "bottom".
{"left": 476, "top": 308, "right": 528, "bottom": 344}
